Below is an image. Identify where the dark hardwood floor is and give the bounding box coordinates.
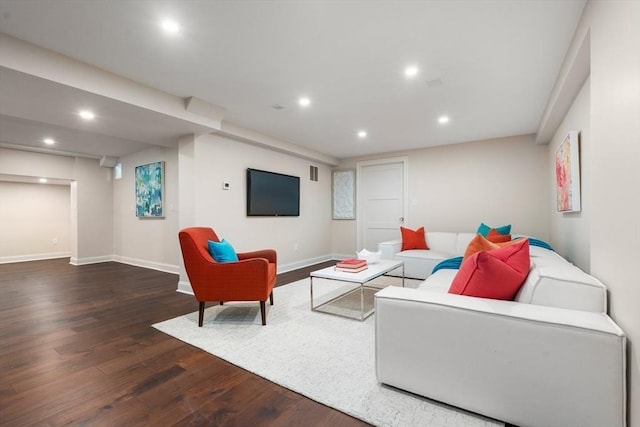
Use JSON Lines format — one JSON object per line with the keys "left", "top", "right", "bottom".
{"left": 0, "top": 258, "right": 370, "bottom": 426}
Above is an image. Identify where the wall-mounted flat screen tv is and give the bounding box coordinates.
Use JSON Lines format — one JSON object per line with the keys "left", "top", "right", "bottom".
{"left": 246, "top": 168, "right": 300, "bottom": 216}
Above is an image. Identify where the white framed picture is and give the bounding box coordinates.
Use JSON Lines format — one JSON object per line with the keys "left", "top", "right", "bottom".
{"left": 332, "top": 169, "right": 355, "bottom": 220}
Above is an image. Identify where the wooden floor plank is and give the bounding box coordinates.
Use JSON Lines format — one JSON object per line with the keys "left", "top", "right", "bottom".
{"left": 0, "top": 259, "right": 370, "bottom": 426}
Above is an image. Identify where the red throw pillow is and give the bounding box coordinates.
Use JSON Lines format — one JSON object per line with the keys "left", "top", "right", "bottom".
{"left": 400, "top": 226, "right": 429, "bottom": 251}
{"left": 449, "top": 239, "right": 530, "bottom": 300}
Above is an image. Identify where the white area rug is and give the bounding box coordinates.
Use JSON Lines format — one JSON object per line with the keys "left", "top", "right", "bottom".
{"left": 153, "top": 278, "right": 503, "bottom": 427}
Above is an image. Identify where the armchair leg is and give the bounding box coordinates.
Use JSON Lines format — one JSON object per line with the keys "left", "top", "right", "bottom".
{"left": 260, "top": 301, "right": 267, "bottom": 325}
{"left": 269, "top": 291, "right": 274, "bottom": 305}
{"left": 198, "top": 301, "right": 205, "bottom": 327}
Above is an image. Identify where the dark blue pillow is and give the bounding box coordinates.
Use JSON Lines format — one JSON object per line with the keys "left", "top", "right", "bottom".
{"left": 207, "top": 239, "right": 239, "bottom": 263}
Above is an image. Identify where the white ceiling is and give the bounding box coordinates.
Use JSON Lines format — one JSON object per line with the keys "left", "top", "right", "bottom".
{"left": 0, "top": 0, "right": 585, "bottom": 161}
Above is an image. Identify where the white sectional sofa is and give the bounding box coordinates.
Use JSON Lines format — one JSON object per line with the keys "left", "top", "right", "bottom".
{"left": 375, "top": 233, "right": 627, "bottom": 427}
{"left": 379, "top": 232, "right": 476, "bottom": 279}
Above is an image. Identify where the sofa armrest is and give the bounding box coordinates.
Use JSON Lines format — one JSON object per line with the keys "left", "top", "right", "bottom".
{"left": 378, "top": 239, "right": 402, "bottom": 259}
{"left": 375, "top": 287, "right": 626, "bottom": 427}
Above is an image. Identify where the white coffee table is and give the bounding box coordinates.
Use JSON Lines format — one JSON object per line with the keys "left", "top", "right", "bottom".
{"left": 310, "top": 259, "right": 404, "bottom": 321}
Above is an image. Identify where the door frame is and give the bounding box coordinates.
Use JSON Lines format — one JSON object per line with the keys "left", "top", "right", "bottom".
{"left": 356, "top": 156, "right": 409, "bottom": 251}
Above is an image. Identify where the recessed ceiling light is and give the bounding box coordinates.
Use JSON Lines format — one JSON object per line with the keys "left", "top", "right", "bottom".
{"left": 438, "top": 115, "right": 450, "bottom": 124}
{"left": 43, "top": 138, "right": 55, "bottom": 145}
{"left": 404, "top": 66, "right": 419, "bottom": 78}
{"left": 39, "top": 178, "right": 48, "bottom": 183}
{"left": 357, "top": 130, "right": 367, "bottom": 139}
{"left": 161, "top": 19, "right": 180, "bottom": 34}
{"left": 298, "top": 97, "right": 311, "bottom": 107}
{"left": 79, "top": 110, "right": 95, "bottom": 120}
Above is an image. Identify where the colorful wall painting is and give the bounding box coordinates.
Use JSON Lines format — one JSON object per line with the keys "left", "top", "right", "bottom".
{"left": 555, "top": 131, "right": 581, "bottom": 213}
{"left": 135, "top": 161, "right": 164, "bottom": 217}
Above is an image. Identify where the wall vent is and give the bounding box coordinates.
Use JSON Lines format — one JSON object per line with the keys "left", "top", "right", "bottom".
{"left": 309, "top": 165, "right": 318, "bottom": 182}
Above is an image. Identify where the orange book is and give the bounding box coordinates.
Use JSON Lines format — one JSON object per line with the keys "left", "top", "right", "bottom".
{"left": 335, "top": 265, "right": 368, "bottom": 273}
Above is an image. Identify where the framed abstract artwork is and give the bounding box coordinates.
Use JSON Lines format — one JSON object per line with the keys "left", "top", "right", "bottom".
{"left": 555, "top": 131, "right": 581, "bottom": 213}
{"left": 332, "top": 169, "right": 356, "bottom": 219}
{"left": 135, "top": 161, "right": 165, "bottom": 217}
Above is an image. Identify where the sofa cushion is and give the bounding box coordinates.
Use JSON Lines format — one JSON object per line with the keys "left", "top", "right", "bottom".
{"left": 394, "top": 250, "right": 452, "bottom": 280}
{"left": 454, "top": 233, "right": 476, "bottom": 255}
{"left": 395, "top": 249, "right": 452, "bottom": 261}
{"left": 513, "top": 235, "right": 555, "bottom": 252}
{"left": 426, "top": 232, "right": 457, "bottom": 255}
{"left": 529, "top": 245, "right": 558, "bottom": 258}
{"left": 515, "top": 262, "right": 607, "bottom": 312}
{"left": 449, "top": 239, "right": 530, "bottom": 300}
{"left": 418, "top": 269, "right": 457, "bottom": 293}
{"left": 401, "top": 226, "right": 429, "bottom": 250}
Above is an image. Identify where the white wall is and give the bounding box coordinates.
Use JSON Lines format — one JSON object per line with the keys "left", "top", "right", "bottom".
{"left": 182, "top": 133, "right": 333, "bottom": 274}
{"left": 332, "top": 134, "right": 549, "bottom": 255}
{"left": 0, "top": 148, "right": 113, "bottom": 264}
{"left": 71, "top": 157, "right": 114, "bottom": 264}
{"left": 2, "top": 134, "right": 334, "bottom": 278}
{"left": 548, "top": 77, "right": 591, "bottom": 272}
{"left": 0, "top": 181, "right": 71, "bottom": 262}
{"left": 584, "top": 1, "right": 640, "bottom": 425}
{"left": 405, "top": 134, "right": 549, "bottom": 237}
{"left": 112, "top": 146, "right": 180, "bottom": 273}
{"left": 0, "top": 147, "right": 75, "bottom": 179}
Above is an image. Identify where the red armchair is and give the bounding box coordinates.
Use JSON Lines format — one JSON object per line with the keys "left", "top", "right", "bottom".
{"left": 178, "top": 227, "right": 277, "bottom": 326}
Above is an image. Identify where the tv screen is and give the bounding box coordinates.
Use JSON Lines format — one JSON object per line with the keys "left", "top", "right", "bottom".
{"left": 247, "top": 168, "right": 300, "bottom": 216}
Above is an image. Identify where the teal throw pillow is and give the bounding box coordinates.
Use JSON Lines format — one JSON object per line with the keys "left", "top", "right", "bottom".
{"left": 207, "top": 239, "right": 239, "bottom": 263}
{"left": 477, "top": 222, "right": 511, "bottom": 237}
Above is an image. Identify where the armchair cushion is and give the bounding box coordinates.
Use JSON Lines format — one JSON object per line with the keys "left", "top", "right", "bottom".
{"left": 208, "top": 239, "right": 239, "bottom": 263}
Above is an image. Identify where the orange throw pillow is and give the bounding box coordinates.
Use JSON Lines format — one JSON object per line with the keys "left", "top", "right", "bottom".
{"left": 463, "top": 234, "right": 500, "bottom": 259}
{"left": 400, "top": 226, "right": 429, "bottom": 251}
{"left": 449, "top": 239, "right": 530, "bottom": 300}
{"left": 464, "top": 234, "right": 527, "bottom": 259}
{"left": 486, "top": 228, "right": 512, "bottom": 243}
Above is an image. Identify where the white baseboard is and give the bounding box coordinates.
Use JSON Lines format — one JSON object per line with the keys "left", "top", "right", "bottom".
{"left": 277, "top": 254, "right": 335, "bottom": 273}
{"left": 177, "top": 280, "right": 194, "bottom": 295}
{"left": 70, "top": 255, "right": 113, "bottom": 266}
{"left": 177, "top": 253, "right": 340, "bottom": 295}
{"left": 332, "top": 253, "right": 357, "bottom": 261}
{"left": 3, "top": 252, "right": 345, "bottom": 295}
{"left": 113, "top": 255, "right": 180, "bottom": 275}
{"left": 0, "top": 251, "right": 72, "bottom": 264}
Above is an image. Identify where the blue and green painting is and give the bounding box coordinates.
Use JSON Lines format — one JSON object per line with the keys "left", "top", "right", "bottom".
{"left": 135, "top": 161, "right": 164, "bottom": 217}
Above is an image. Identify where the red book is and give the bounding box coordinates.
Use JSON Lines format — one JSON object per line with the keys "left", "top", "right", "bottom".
{"left": 336, "top": 259, "right": 367, "bottom": 269}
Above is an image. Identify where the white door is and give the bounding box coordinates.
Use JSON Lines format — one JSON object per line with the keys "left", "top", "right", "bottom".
{"left": 357, "top": 158, "right": 407, "bottom": 251}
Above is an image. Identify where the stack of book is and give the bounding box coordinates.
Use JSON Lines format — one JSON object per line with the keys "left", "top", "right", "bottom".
{"left": 335, "top": 258, "right": 368, "bottom": 272}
